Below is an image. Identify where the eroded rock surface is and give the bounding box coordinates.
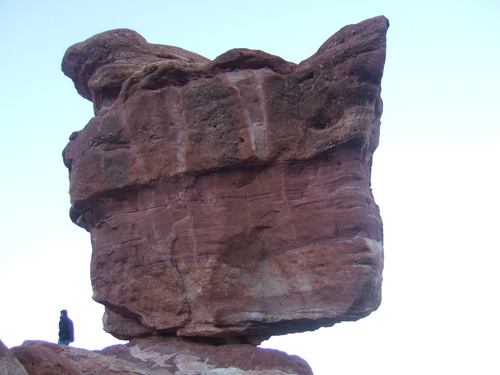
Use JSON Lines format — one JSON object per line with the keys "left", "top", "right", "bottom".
{"left": 0, "top": 339, "right": 28, "bottom": 375}
{"left": 62, "top": 16, "right": 388, "bottom": 341}
{"left": 11, "top": 339, "right": 312, "bottom": 375}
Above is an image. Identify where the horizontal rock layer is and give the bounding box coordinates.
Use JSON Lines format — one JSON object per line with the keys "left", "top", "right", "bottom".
{"left": 62, "top": 16, "right": 388, "bottom": 340}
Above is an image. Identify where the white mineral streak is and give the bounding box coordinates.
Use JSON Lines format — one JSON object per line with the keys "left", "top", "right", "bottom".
{"left": 224, "top": 70, "right": 269, "bottom": 160}
{"left": 252, "top": 70, "right": 269, "bottom": 160}
{"left": 173, "top": 88, "right": 187, "bottom": 173}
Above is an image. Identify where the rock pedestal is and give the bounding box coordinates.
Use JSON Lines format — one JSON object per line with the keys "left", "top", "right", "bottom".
{"left": 62, "top": 16, "right": 387, "bottom": 342}
{"left": 10, "top": 339, "right": 313, "bottom": 375}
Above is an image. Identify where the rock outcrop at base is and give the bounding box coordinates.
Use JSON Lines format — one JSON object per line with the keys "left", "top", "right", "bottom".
{"left": 62, "top": 16, "right": 388, "bottom": 341}
{"left": 10, "top": 339, "right": 312, "bottom": 375}
{"left": 0, "top": 339, "right": 28, "bottom": 375}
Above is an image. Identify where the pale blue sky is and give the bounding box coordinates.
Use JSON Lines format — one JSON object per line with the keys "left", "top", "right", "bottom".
{"left": 1, "top": 1, "right": 499, "bottom": 374}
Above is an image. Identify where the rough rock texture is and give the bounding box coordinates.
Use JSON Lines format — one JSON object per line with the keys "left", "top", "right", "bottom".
{"left": 11, "top": 339, "right": 312, "bottom": 375}
{"left": 62, "top": 16, "right": 387, "bottom": 341}
{"left": 0, "top": 339, "right": 28, "bottom": 375}
{"left": 11, "top": 342, "right": 81, "bottom": 375}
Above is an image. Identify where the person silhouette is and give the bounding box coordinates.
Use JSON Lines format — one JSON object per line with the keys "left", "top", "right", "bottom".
{"left": 58, "top": 309, "right": 74, "bottom": 345}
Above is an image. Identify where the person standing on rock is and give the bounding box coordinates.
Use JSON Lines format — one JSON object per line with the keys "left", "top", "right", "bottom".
{"left": 58, "top": 309, "right": 74, "bottom": 345}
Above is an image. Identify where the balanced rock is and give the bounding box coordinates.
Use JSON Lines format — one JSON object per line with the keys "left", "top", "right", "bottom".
{"left": 62, "top": 16, "right": 388, "bottom": 341}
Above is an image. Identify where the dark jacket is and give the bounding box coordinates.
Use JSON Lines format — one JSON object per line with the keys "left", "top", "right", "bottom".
{"left": 59, "top": 314, "right": 74, "bottom": 342}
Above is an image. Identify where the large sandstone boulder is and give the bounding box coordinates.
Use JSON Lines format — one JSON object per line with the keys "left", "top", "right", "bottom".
{"left": 11, "top": 339, "right": 312, "bottom": 375}
{"left": 62, "top": 16, "right": 388, "bottom": 341}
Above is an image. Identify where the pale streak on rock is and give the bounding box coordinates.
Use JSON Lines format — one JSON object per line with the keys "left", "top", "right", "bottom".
{"left": 252, "top": 70, "right": 270, "bottom": 160}
{"left": 173, "top": 88, "right": 188, "bottom": 173}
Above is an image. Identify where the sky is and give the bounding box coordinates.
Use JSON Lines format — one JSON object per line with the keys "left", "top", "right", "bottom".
{"left": 0, "top": 0, "right": 499, "bottom": 374}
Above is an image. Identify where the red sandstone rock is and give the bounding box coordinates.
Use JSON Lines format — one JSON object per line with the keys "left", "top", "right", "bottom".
{"left": 103, "top": 337, "right": 313, "bottom": 375}
{"left": 11, "top": 342, "right": 80, "bottom": 375}
{"left": 0, "top": 339, "right": 28, "bottom": 375}
{"left": 10, "top": 339, "right": 312, "bottom": 375}
{"left": 62, "top": 16, "right": 388, "bottom": 341}
{"left": 62, "top": 28, "right": 209, "bottom": 113}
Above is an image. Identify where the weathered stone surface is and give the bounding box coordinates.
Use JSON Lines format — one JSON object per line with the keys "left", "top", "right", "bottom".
{"left": 62, "top": 16, "right": 387, "bottom": 340}
{"left": 11, "top": 342, "right": 81, "bottom": 375}
{"left": 11, "top": 339, "right": 312, "bottom": 375}
{"left": 103, "top": 337, "right": 313, "bottom": 375}
{"left": 62, "top": 28, "right": 210, "bottom": 113}
{"left": 0, "top": 339, "right": 28, "bottom": 375}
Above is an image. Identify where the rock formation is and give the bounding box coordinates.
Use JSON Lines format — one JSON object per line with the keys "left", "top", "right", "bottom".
{"left": 0, "top": 339, "right": 28, "bottom": 375}
{"left": 62, "top": 16, "right": 387, "bottom": 343}
{"left": 10, "top": 338, "right": 312, "bottom": 375}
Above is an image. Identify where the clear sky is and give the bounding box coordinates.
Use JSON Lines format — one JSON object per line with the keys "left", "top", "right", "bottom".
{"left": 1, "top": 1, "right": 499, "bottom": 374}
